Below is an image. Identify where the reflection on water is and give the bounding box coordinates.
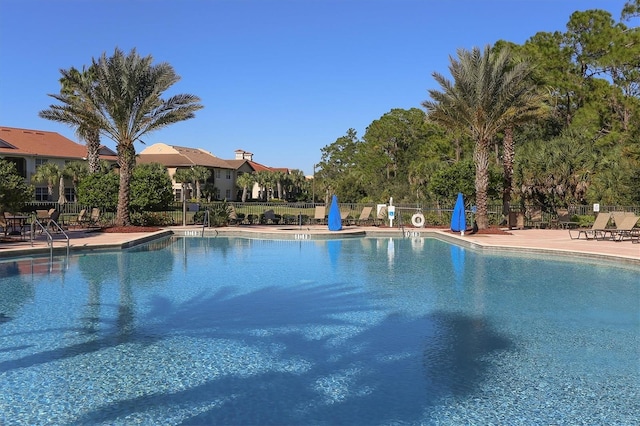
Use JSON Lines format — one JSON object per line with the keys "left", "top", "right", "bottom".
{"left": 0, "top": 236, "right": 638, "bottom": 425}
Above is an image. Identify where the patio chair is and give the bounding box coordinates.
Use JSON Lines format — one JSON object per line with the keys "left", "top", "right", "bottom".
{"left": 46, "top": 210, "right": 61, "bottom": 232}
{"left": 313, "top": 206, "right": 326, "bottom": 225}
{"left": 228, "top": 206, "right": 242, "bottom": 226}
{"left": 568, "top": 212, "right": 611, "bottom": 240}
{"left": 599, "top": 214, "right": 639, "bottom": 242}
{"left": 69, "top": 209, "right": 88, "bottom": 228}
{"left": 35, "top": 209, "right": 50, "bottom": 222}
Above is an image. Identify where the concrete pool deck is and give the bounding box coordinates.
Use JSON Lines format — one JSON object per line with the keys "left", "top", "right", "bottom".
{"left": 0, "top": 225, "right": 638, "bottom": 265}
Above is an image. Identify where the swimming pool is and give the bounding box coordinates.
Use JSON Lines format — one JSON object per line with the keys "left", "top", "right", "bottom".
{"left": 0, "top": 236, "right": 638, "bottom": 425}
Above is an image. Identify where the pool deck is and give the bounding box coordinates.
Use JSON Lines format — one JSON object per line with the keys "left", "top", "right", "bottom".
{"left": 0, "top": 225, "right": 638, "bottom": 265}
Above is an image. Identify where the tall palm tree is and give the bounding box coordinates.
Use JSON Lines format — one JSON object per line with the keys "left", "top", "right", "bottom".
{"left": 40, "top": 48, "right": 203, "bottom": 226}
{"left": 190, "top": 166, "right": 211, "bottom": 201}
{"left": 173, "top": 168, "right": 194, "bottom": 201}
{"left": 236, "top": 173, "right": 255, "bottom": 202}
{"left": 57, "top": 66, "right": 103, "bottom": 174}
{"left": 498, "top": 52, "right": 548, "bottom": 217}
{"left": 253, "top": 171, "right": 271, "bottom": 201}
{"left": 272, "top": 170, "right": 286, "bottom": 199}
{"left": 287, "top": 169, "right": 307, "bottom": 200}
{"left": 32, "top": 162, "right": 61, "bottom": 202}
{"left": 423, "top": 45, "right": 543, "bottom": 229}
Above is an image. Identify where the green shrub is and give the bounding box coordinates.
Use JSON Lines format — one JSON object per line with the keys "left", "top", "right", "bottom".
{"left": 575, "top": 214, "right": 594, "bottom": 227}
{"left": 193, "top": 201, "right": 232, "bottom": 227}
{"left": 130, "top": 211, "right": 175, "bottom": 227}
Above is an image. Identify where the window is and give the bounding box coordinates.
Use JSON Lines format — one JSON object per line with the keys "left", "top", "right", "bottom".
{"left": 35, "top": 158, "right": 48, "bottom": 168}
{"left": 35, "top": 187, "right": 49, "bottom": 201}
{"left": 226, "top": 170, "right": 232, "bottom": 179}
{"left": 216, "top": 169, "right": 221, "bottom": 179}
{"left": 64, "top": 187, "right": 76, "bottom": 202}
{"left": 174, "top": 188, "right": 182, "bottom": 202}
{"left": 225, "top": 189, "right": 231, "bottom": 200}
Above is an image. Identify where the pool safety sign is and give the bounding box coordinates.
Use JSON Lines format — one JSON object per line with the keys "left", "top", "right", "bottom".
{"left": 388, "top": 205, "right": 395, "bottom": 227}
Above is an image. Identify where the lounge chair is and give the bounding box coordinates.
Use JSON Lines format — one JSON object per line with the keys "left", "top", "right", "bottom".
{"left": 354, "top": 206, "right": 373, "bottom": 226}
{"left": 599, "top": 214, "right": 639, "bottom": 242}
{"left": 376, "top": 205, "right": 387, "bottom": 226}
{"left": 262, "top": 209, "right": 279, "bottom": 225}
{"left": 568, "top": 212, "right": 610, "bottom": 240}
{"left": 527, "top": 208, "right": 547, "bottom": 229}
{"left": 88, "top": 208, "right": 101, "bottom": 227}
{"left": 611, "top": 211, "right": 633, "bottom": 228}
{"left": 556, "top": 209, "right": 579, "bottom": 229}
{"left": 340, "top": 210, "right": 351, "bottom": 225}
{"left": 0, "top": 214, "right": 7, "bottom": 236}
{"left": 69, "top": 209, "right": 88, "bottom": 228}
{"left": 313, "top": 206, "right": 326, "bottom": 225}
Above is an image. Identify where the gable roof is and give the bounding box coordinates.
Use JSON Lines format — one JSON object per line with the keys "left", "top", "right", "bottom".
{"left": 137, "top": 143, "right": 234, "bottom": 169}
{"left": 246, "top": 160, "right": 275, "bottom": 172}
{"left": 0, "top": 126, "right": 117, "bottom": 161}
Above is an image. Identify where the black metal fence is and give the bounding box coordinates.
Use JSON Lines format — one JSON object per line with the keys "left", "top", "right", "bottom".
{"left": 19, "top": 201, "right": 640, "bottom": 228}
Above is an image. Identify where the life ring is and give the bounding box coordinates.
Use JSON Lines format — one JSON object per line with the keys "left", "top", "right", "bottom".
{"left": 411, "top": 212, "right": 425, "bottom": 228}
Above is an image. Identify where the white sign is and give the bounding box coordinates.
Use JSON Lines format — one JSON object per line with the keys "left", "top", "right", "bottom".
{"left": 593, "top": 203, "right": 600, "bottom": 212}
{"left": 388, "top": 206, "right": 395, "bottom": 219}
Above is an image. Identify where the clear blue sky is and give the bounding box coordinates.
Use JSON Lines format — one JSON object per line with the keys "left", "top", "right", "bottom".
{"left": 0, "top": 0, "right": 629, "bottom": 176}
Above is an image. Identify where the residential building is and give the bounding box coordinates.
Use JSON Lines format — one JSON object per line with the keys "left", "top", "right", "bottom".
{"left": 1, "top": 125, "right": 295, "bottom": 203}
{"left": 0, "top": 126, "right": 117, "bottom": 202}
{"left": 228, "top": 149, "right": 290, "bottom": 200}
{"left": 137, "top": 143, "right": 251, "bottom": 201}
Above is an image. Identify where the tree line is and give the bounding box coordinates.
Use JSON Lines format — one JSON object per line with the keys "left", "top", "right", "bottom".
{"left": 315, "top": 2, "right": 639, "bottom": 228}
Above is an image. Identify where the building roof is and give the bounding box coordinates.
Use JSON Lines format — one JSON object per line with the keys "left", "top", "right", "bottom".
{"left": 247, "top": 160, "right": 275, "bottom": 172}
{"left": 0, "top": 126, "right": 117, "bottom": 161}
{"left": 138, "top": 143, "right": 235, "bottom": 169}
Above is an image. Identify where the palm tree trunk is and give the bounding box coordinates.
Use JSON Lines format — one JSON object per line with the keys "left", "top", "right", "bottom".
{"left": 502, "top": 126, "right": 514, "bottom": 217}
{"left": 58, "top": 175, "right": 67, "bottom": 204}
{"left": 474, "top": 139, "right": 490, "bottom": 230}
{"left": 116, "top": 143, "right": 135, "bottom": 226}
{"left": 86, "top": 128, "right": 101, "bottom": 174}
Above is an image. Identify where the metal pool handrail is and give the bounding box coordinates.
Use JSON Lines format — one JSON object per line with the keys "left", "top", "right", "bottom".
{"left": 31, "top": 218, "right": 69, "bottom": 257}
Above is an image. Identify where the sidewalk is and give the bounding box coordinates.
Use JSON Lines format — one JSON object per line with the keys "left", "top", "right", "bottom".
{"left": 0, "top": 226, "right": 638, "bottom": 265}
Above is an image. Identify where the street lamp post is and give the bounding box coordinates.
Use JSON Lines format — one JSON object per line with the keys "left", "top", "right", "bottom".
{"left": 312, "top": 164, "right": 317, "bottom": 204}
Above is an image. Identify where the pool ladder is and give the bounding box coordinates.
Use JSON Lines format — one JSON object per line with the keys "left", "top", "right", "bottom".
{"left": 31, "top": 218, "right": 70, "bottom": 258}
{"left": 201, "top": 210, "right": 210, "bottom": 237}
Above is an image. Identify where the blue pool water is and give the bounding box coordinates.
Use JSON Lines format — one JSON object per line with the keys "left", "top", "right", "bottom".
{"left": 0, "top": 236, "right": 638, "bottom": 425}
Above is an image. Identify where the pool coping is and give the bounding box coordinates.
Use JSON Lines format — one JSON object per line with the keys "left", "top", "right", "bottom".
{"left": 0, "top": 225, "right": 638, "bottom": 266}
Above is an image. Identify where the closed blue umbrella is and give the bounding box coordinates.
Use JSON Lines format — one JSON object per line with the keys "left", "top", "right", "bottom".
{"left": 450, "top": 193, "right": 466, "bottom": 233}
{"left": 328, "top": 195, "right": 342, "bottom": 231}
